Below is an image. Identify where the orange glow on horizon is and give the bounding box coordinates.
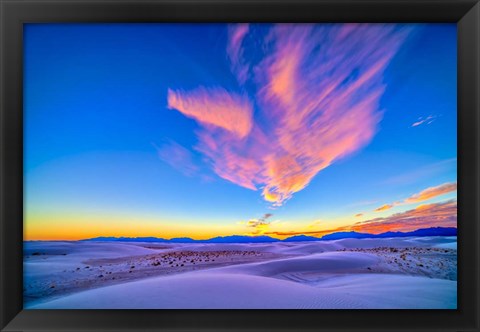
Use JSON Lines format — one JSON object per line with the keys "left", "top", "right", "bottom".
{"left": 24, "top": 213, "right": 247, "bottom": 241}
{"left": 24, "top": 199, "right": 457, "bottom": 241}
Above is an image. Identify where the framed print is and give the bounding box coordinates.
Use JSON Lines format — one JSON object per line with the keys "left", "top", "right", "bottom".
{"left": 1, "top": 0, "right": 479, "bottom": 331}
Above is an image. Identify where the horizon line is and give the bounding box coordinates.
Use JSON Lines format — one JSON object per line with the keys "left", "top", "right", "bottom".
{"left": 24, "top": 226, "right": 457, "bottom": 242}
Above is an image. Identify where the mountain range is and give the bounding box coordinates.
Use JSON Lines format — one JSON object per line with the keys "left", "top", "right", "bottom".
{"left": 82, "top": 227, "right": 457, "bottom": 243}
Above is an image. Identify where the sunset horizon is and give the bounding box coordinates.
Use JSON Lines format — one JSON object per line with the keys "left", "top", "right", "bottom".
{"left": 24, "top": 23, "right": 457, "bottom": 310}
{"left": 25, "top": 196, "right": 457, "bottom": 241}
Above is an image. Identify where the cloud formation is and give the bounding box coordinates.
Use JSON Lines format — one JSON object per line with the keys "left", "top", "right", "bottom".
{"left": 411, "top": 115, "right": 436, "bottom": 127}
{"left": 373, "top": 182, "right": 457, "bottom": 212}
{"left": 404, "top": 182, "right": 457, "bottom": 203}
{"left": 352, "top": 199, "right": 457, "bottom": 234}
{"left": 374, "top": 204, "right": 394, "bottom": 212}
{"left": 246, "top": 213, "right": 274, "bottom": 235}
{"left": 167, "top": 24, "right": 411, "bottom": 206}
{"left": 227, "top": 24, "right": 250, "bottom": 85}
{"left": 155, "top": 140, "right": 198, "bottom": 177}
{"left": 167, "top": 87, "right": 253, "bottom": 138}
{"left": 267, "top": 199, "right": 457, "bottom": 237}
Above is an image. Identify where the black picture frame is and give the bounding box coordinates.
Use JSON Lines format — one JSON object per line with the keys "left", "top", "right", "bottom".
{"left": 1, "top": 0, "right": 479, "bottom": 331}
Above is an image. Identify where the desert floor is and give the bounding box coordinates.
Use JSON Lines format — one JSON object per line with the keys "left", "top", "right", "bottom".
{"left": 24, "top": 236, "right": 457, "bottom": 309}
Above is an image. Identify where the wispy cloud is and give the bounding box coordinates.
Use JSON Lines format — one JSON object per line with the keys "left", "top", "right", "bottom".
{"left": 374, "top": 204, "right": 395, "bottom": 212}
{"left": 373, "top": 182, "right": 457, "bottom": 212}
{"left": 154, "top": 140, "right": 199, "bottom": 177}
{"left": 352, "top": 199, "right": 457, "bottom": 233}
{"left": 267, "top": 199, "right": 457, "bottom": 237}
{"left": 411, "top": 115, "right": 437, "bottom": 127}
{"left": 167, "top": 24, "right": 411, "bottom": 207}
{"left": 227, "top": 24, "right": 250, "bottom": 85}
{"left": 355, "top": 213, "right": 364, "bottom": 217}
{"left": 167, "top": 87, "right": 253, "bottom": 138}
{"left": 404, "top": 182, "right": 457, "bottom": 203}
{"left": 246, "top": 213, "right": 274, "bottom": 234}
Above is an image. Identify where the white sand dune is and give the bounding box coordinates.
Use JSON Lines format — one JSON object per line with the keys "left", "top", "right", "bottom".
{"left": 25, "top": 241, "right": 158, "bottom": 259}
{"left": 24, "top": 241, "right": 158, "bottom": 285}
{"left": 313, "top": 274, "right": 456, "bottom": 309}
{"left": 24, "top": 237, "right": 457, "bottom": 309}
{"left": 207, "top": 251, "right": 379, "bottom": 277}
{"left": 29, "top": 271, "right": 456, "bottom": 309}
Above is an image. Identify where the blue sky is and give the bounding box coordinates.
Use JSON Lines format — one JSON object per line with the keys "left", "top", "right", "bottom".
{"left": 23, "top": 23, "right": 457, "bottom": 240}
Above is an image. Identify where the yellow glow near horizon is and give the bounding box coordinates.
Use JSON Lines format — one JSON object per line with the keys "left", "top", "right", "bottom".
{"left": 24, "top": 211, "right": 351, "bottom": 241}
{"left": 24, "top": 212, "right": 248, "bottom": 241}
{"left": 24, "top": 198, "right": 457, "bottom": 241}
{"left": 22, "top": 210, "right": 379, "bottom": 241}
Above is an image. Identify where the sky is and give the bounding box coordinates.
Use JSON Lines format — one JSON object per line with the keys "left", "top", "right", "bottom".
{"left": 23, "top": 23, "right": 457, "bottom": 240}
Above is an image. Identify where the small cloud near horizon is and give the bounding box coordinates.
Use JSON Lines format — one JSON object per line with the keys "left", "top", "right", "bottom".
{"left": 352, "top": 199, "right": 457, "bottom": 234}
{"left": 246, "top": 213, "right": 274, "bottom": 235}
{"left": 404, "top": 182, "right": 457, "bottom": 203}
{"left": 373, "top": 182, "right": 457, "bottom": 212}
{"left": 374, "top": 204, "right": 394, "bottom": 212}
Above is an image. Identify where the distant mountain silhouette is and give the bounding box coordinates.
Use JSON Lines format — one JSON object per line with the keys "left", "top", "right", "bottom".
{"left": 168, "top": 237, "right": 197, "bottom": 243}
{"left": 283, "top": 235, "right": 320, "bottom": 242}
{"left": 320, "top": 231, "right": 373, "bottom": 240}
{"left": 84, "top": 236, "right": 168, "bottom": 242}
{"left": 373, "top": 227, "right": 457, "bottom": 238}
{"left": 319, "top": 227, "right": 457, "bottom": 240}
{"left": 83, "top": 235, "right": 280, "bottom": 243}
{"left": 203, "top": 235, "right": 280, "bottom": 243}
{"left": 83, "top": 227, "right": 456, "bottom": 243}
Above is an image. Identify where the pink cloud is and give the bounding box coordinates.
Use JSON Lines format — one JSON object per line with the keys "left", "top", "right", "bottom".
{"left": 352, "top": 199, "right": 457, "bottom": 233}
{"left": 372, "top": 182, "right": 457, "bottom": 212}
{"left": 167, "top": 87, "right": 253, "bottom": 138}
{"left": 227, "top": 24, "right": 250, "bottom": 84}
{"left": 267, "top": 199, "right": 457, "bottom": 237}
{"left": 167, "top": 24, "right": 411, "bottom": 206}
{"left": 404, "top": 182, "right": 457, "bottom": 203}
{"left": 375, "top": 204, "right": 394, "bottom": 212}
